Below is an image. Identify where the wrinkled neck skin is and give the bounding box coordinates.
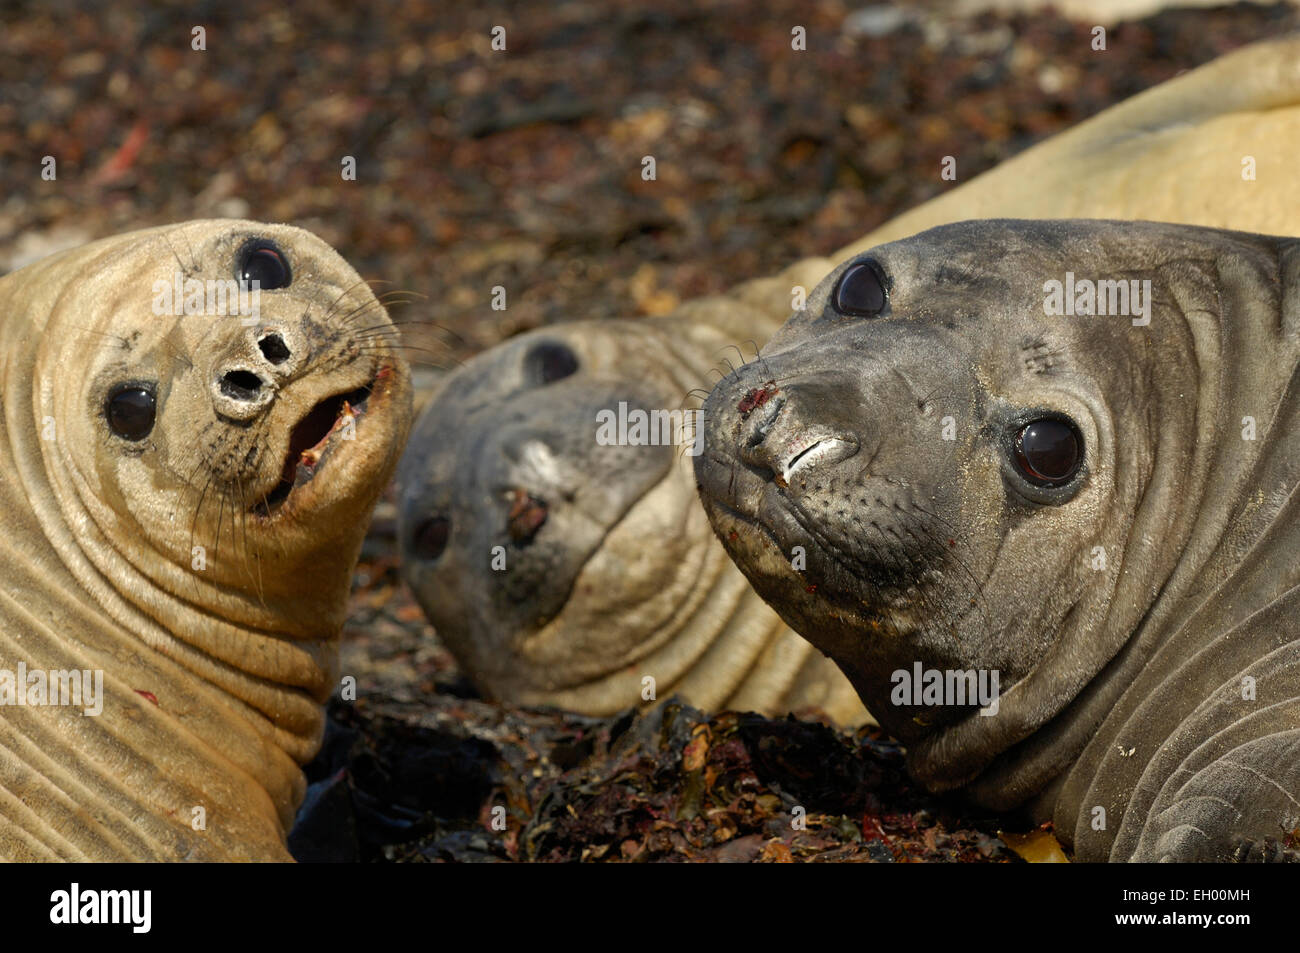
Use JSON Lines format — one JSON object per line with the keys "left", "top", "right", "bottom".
{"left": 697, "top": 220, "right": 1300, "bottom": 829}
{"left": 0, "top": 222, "right": 411, "bottom": 859}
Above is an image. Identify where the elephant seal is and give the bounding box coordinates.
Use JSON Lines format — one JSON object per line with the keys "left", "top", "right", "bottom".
{"left": 397, "top": 35, "right": 1300, "bottom": 726}
{"left": 397, "top": 258, "right": 867, "bottom": 725}
{"left": 0, "top": 221, "right": 412, "bottom": 860}
{"left": 695, "top": 218, "right": 1300, "bottom": 862}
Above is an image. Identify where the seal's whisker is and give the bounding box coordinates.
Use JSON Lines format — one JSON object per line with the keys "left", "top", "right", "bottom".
{"left": 349, "top": 325, "right": 405, "bottom": 341}
{"left": 352, "top": 342, "right": 452, "bottom": 366}
{"left": 893, "top": 509, "right": 991, "bottom": 632}
{"left": 177, "top": 224, "right": 202, "bottom": 277}
{"left": 375, "top": 290, "right": 428, "bottom": 304}
{"left": 353, "top": 343, "right": 455, "bottom": 369}
{"left": 213, "top": 482, "right": 229, "bottom": 567}
{"left": 187, "top": 470, "right": 216, "bottom": 589}
{"left": 321, "top": 277, "right": 378, "bottom": 321}
{"left": 59, "top": 324, "right": 130, "bottom": 348}
{"left": 360, "top": 317, "right": 463, "bottom": 337}
{"left": 891, "top": 501, "right": 989, "bottom": 621}
{"left": 713, "top": 344, "right": 747, "bottom": 369}
{"left": 333, "top": 298, "right": 391, "bottom": 326}
{"left": 349, "top": 326, "right": 458, "bottom": 352}
{"left": 162, "top": 232, "right": 199, "bottom": 280}
{"left": 354, "top": 341, "right": 446, "bottom": 356}
{"left": 334, "top": 299, "right": 401, "bottom": 333}
{"left": 332, "top": 286, "right": 417, "bottom": 317}
{"left": 236, "top": 476, "right": 267, "bottom": 608}
{"left": 747, "top": 344, "right": 776, "bottom": 382}
{"left": 908, "top": 499, "right": 963, "bottom": 536}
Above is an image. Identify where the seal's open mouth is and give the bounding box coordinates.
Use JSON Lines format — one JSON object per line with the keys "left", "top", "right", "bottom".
{"left": 254, "top": 379, "right": 375, "bottom": 515}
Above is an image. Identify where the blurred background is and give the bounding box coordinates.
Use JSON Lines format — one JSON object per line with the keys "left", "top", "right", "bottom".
{"left": 4, "top": 0, "right": 1299, "bottom": 860}
{"left": 6, "top": 0, "right": 1300, "bottom": 361}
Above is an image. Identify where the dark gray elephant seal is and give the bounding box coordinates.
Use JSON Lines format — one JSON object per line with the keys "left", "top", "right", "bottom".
{"left": 397, "top": 259, "right": 867, "bottom": 724}
{"left": 695, "top": 219, "right": 1300, "bottom": 861}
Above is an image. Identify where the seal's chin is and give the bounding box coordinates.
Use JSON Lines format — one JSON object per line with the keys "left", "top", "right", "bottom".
{"left": 251, "top": 367, "right": 388, "bottom": 517}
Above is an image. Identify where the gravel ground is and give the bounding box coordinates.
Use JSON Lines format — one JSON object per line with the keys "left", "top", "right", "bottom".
{"left": 3, "top": 0, "right": 1298, "bottom": 861}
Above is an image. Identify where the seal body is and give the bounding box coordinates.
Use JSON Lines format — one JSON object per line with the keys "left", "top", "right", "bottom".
{"left": 0, "top": 221, "right": 411, "bottom": 860}
{"left": 398, "top": 257, "right": 866, "bottom": 724}
{"left": 839, "top": 34, "right": 1300, "bottom": 256}
{"left": 696, "top": 219, "right": 1300, "bottom": 861}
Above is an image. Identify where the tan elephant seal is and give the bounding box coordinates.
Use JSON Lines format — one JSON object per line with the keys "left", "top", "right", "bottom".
{"left": 696, "top": 219, "right": 1300, "bottom": 862}
{"left": 842, "top": 33, "right": 1300, "bottom": 255}
{"left": 0, "top": 221, "right": 412, "bottom": 860}
{"left": 396, "top": 35, "right": 1300, "bottom": 727}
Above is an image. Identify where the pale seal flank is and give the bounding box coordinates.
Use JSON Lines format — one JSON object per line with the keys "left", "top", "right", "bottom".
{"left": 1043, "top": 272, "right": 1152, "bottom": 326}
{"left": 50, "top": 883, "right": 151, "bottom": 934}
{"left": 595, "top": 402, "right": 705, "bottom": 456}
{"left": 0, "top": 663, "right": 103, "bottom": 716}
{"left": 890, "top": 662, "right": 1000, "bottom": 716}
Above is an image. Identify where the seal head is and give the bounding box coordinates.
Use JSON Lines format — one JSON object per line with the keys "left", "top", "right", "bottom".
{"left": 401, "top": 319, "right": 741, "bottom": 712}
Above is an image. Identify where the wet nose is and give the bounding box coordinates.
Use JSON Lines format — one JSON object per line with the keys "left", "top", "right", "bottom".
{"left": 497, "top": 438, "right": 566, "bottom": 545}
{"left": 736, "top": 385, "right": 858, "bottom": 484}
{"left": 738, "top": 387, "right": 787, "bottom": 470}
{"left": 505, "top": 488, "right": 548, "bottom": 543}
{"left": 210, "top": 327, "right": 305, "bottom": 420}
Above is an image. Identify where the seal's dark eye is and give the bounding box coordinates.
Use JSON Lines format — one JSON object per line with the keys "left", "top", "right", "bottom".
{"left": 106, "top": 386, "right": 156, "bottom": 441}
{"left": 412, "top": 515, "right": 451, "bottom": 561}
{"left": 236, "top": 240, "right": 291, "bottom": 291}
{"left": 832, "top": 259, "right": 887, "bottom": 317}
{"left": 524, "top": 341, "right": 579, "bottom": 385}
{"left": 1014, "top": 418, "right": 1082, "bottom": 486}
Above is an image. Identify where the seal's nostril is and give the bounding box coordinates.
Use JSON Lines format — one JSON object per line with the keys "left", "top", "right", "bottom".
{"left": 258, "top": 333, "right": 290, "bottom": 365}
{"left": 220, "top": 369, "right": 265, "bottom": 401}
{"left": 506, "top": 488, "right": 548, "bottom": 544}
{"left": 742, "top": 394, "right": 786, "bottom": 449}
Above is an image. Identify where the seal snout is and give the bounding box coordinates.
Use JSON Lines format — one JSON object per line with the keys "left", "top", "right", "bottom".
{"left": 737, "top": 385, "right": 859, "bottom": 487}
{"left": 209, "top": 325, "right": 309, "bottom": 421}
